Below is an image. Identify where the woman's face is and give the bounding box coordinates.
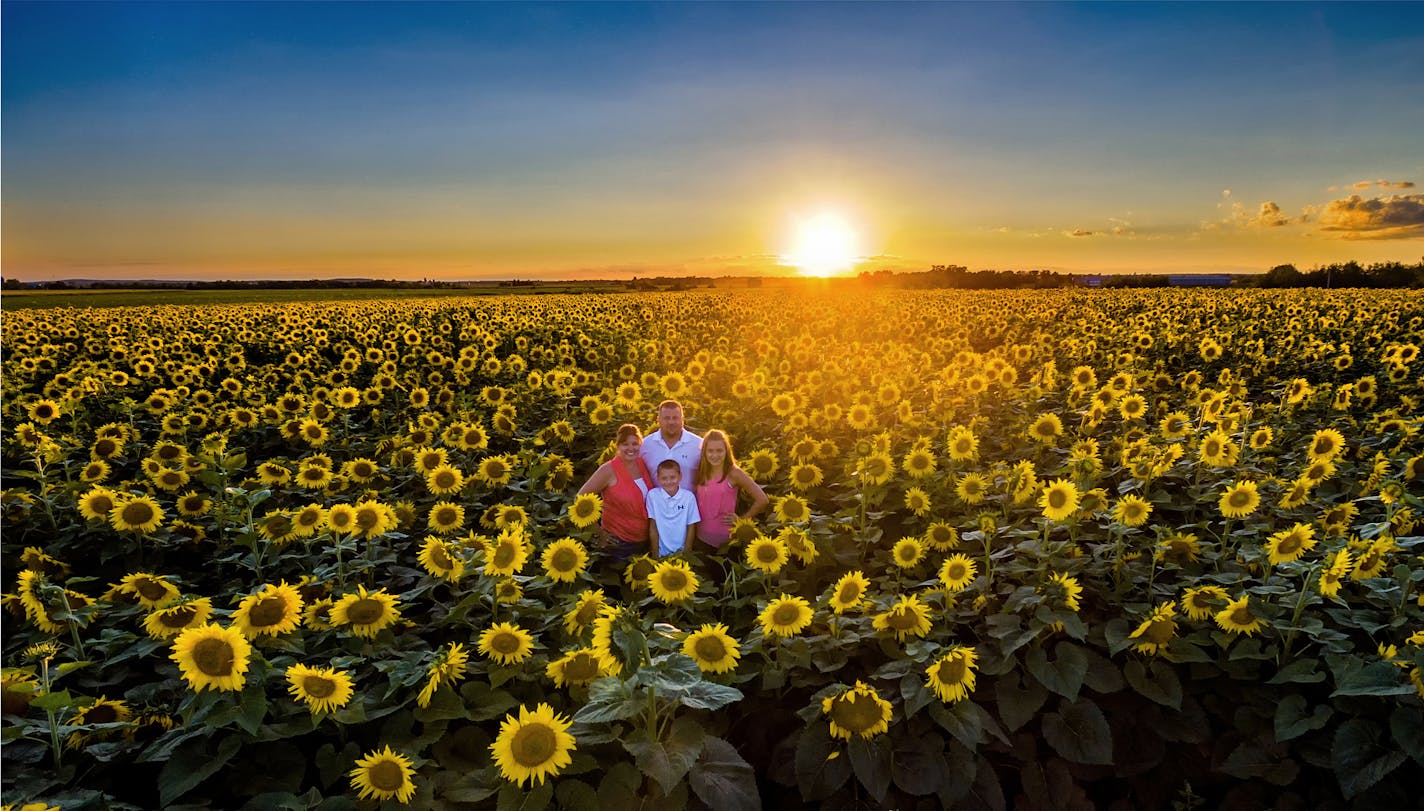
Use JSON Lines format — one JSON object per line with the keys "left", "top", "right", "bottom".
{"left": 704, "top": 438, "right": 727, "bottom": 467}
{"left": 617, "top": 433, "right": 641, "bottom": 458}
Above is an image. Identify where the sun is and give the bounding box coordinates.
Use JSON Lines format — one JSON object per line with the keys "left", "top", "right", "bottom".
{"left": 783, "top": 212, "right": 861, "bottom": 277}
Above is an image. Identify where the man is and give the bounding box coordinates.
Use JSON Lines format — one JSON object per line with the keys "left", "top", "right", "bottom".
{"left": 639, "top": 399, "right": 703, "bottom": 493}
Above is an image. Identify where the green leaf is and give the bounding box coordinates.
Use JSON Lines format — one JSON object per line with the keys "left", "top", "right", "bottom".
{"left": 1123, "top": 660, "right": 1182, "bottom": 710}
{"left": 1391, "top": 706, "right": 1424, "bottom": 765}
{"left": 1041, "top": 699, "right": 1113, "bottom": 765}
{"left": 1079, "top": 647, "right": 1125, "bottom": 694}
{"left": 140, "top": 724, "right": 212, "bottom": 763}
{"left": 929, "top": 699, "right": 983, "bottom": 749}
{"left": 498, "top": 779, "right": 554, "bottom": 811}
{"left": 235, "top": 683, "right": 269, "bottom": 735}
{"left": 1273, "top": 695, "right": 1331, "bottom": 742}
{"left": 463, "top": 680, "right": 520, "bottom": 722}
{"left": 623, "top": 716, "right": 706, "bottom": 795}
{"left": 891, "top": 731, "right": 946, "bottom": 796}
{"left": 158, "top": 734, "right": 242, "bottom": 806}
{"left": 53, "top": 660, "right": 92, "bottom": 678}
{"left": 688, "top": 735, "right": 761, "bottom": 811}
{"left": 414, "top": 683, "right": 469, "bottom": 722}
{"left": 899, "top": 672, "right": 935, "bottom": 720}
{"left": 30, "top": 690, "right": 75, "bottom": 711}
{"left": 1026, "top": 642, "right": 1088, "bottom": 701}
{"left": 555, "top": 779, "right": 600, "bottom": 811}
{"left": 1267, "top": 658, "right": 1326, "bottom": 685}
{"left": 1330, "top": 657, "right": 1414, "bottom": 697}
{"left": 994, "top": 671, "right": 1048, "bottom": 732}
{"left": 848, "top": 734, "right": 892, "bottom": 805}
{"left": 1221, "top": 740, "right": 1300, "bottom": 786}
{"left": 573, "top": 678, "right": 642, "bottom": 724}
{"left": 675, "top": 679, "right": 744, "bottom": 711}
{"left": 641, "top": 653, "right": 700, "bottom": 692}
{"left": 597, "top": 762, "right": 645, "bottom": 807}
{"left": 441, "top": 769, "right": 502, "bottom": 804}
{"left": 794, "top": 724, "right": 851, "bottom": 801}
{"left": 1333, "top": 719, "right": 1407, "bottom": 799}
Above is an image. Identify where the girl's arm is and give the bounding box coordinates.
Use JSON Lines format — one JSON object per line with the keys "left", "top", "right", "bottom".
{"left": 732, "top": 467, "right": 770, "bottom": 520}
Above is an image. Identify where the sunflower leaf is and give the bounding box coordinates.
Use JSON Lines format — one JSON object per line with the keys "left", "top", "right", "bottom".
{"left": 1123, "top": 660, "right": 1182, "bottom": 710}
{"left": 847, "top": 734, "right": 892, "bottom": 804}
{"left": 623, "top": 717, "right": 705, "bottom": 796}
{"left": 689, "top": 735, "right": 761, "bottom": 811}
{"left": 573, "top": 678, "right": 641, "bottom": 724}
{"left": 158, "top": 733, "right": 241, "bottom": 806}
{"left": 1391, "top": 706, "right": 1424, "bottom": 765}
{"left": 1333, "top": 718, "right": 1407, "bottom": 799}
{"left": 1025, "top": 642, "right": 1088, "bottom": 701}
{"left": 793, "top": 724, "right": 851, "bottom": 801}
{"left": 1273, "top": 694, "right": 1331, "bottom": 742}
{"left": 890, "top": 731, "right": 946, "bottom": 796}
{"left": 497, "top": 778, "right": 553, "bottom": 811}
{"left": 1041, "top": 698, "right": 1113, "bottom": 765}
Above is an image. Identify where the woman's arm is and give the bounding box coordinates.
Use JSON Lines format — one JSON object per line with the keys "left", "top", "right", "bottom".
{"left": 731, "top": 467, "right": 770, "bottom": 520}
{"left": 576, "top": 464, "right": 612, "bottom": 496}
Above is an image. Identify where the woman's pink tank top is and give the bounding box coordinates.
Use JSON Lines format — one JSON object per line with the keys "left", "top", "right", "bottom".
{"left": 695, "top": 476, "right": 739, "bottom": 547}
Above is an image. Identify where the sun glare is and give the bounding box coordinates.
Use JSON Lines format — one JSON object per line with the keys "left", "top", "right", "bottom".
{"left": 784, "top": 212, "right": 861, "bottom": 277}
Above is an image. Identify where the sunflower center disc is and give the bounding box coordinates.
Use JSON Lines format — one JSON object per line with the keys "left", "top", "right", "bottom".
{"left": 694, "top": 636, "right": 726, "bottom": 662}
{"left": 193, "top": 638, "right": 235, "bottom": 676}
{"left": 161, "top": 606, "right": 197, "bottom": 627}
{"left": 552, "top": 549, "right": 577, "bottom": 571}
{"left": 250, "top": 596, "right": 288, "bottom": 627}
{"left": 136, "top": 580, "right": 170, "bottom": 601}
{"left": 122, "top": 503, "right": 155, "bottom": 526}
{"left": 368, "top": 760, "right": 405, "bottom": 792}
{"left": 772, "top": 605, "right": 801, "bottom": 626}
{"left": 512, "top": 723, "right": 557, "bottom": 766}
{"left": 939, "top": 655, "right": 968, "bottom": 683}
{"left": 833, "top": 693, "right": 881, "bottom": 733}
{"left": 493, "top": 544, "right": 517, "bottom": 567}
{"left": 660, "top": 571, "right": 687, "bottom": 591}
{"left": 564, "top": 654, "right": 598, "bottom": 682}
{"left": 304, "top": 675, "right": 336, "bottom": 698}
{"left": 346, "top": 598, "right": 384, "bottom": 625}
{"left": 492, "top": 633, "right": 521, "bottom": 654}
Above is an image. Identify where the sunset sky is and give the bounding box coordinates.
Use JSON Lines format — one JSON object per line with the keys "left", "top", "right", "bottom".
{"left": 4, "top": 2, "right": 1422, "bottom": 282}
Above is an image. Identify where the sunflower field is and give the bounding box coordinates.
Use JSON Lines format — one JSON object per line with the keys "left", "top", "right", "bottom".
{"left": 2, "top": 288, "right": 1423, "bottom": 810}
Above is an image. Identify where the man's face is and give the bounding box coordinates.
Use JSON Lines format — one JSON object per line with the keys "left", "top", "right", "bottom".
{"left": 657, "top": 466, "right": 681, "bottom": 492}
{"left": 658, "top": 405, "right": 684, "bottom": 438}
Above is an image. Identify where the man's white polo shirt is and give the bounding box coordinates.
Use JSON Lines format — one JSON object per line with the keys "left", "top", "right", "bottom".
{"left": 639, "top": 429, "right": 704, "bottom": 492}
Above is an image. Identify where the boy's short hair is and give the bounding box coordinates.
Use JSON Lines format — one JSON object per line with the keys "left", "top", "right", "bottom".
{"left": 656, "top": 459, "right": 681, "bottom": 475}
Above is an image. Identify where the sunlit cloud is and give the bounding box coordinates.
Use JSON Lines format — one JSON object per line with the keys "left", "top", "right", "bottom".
{"left": 1316, "top": 194, "right": 1424, "bottom": 240}
{"left": 1064, "top": 229, "right": 1097, "bottom": 238}
{"left": 1244, "top": 201, "right": 1290, "bottom": 228}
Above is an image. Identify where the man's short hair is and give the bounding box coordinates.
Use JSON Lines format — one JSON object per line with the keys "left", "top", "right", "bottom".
{"left": 656, "top": 459, "right": 681, "bottom": 474}
{"left": 656, "top": 399, "right": 683, "bottom": 414}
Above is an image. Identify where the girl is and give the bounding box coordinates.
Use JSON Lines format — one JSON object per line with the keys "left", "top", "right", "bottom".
{"left": 692, "top": 429, "right": 769, "bottom": 551}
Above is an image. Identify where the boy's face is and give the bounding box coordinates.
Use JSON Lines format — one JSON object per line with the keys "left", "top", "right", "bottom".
{"left": 657, "top": 466, "right": 680, "bottom": 493}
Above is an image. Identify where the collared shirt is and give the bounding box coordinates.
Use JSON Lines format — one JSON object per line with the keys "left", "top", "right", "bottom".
{"left": 645, "top": 486, "right": 701, "bottom": 557}
{"left": 639, "top": 428, "right": 703, "bottom": 492}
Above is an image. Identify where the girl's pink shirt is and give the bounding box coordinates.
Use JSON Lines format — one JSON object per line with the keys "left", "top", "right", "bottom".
{"left": 695, "top": 475, "right": 738, "bottom": 547}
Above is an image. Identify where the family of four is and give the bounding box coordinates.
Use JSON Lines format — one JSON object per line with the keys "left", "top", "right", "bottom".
{"left": 576, "top": 400, "right": 769, "bottom": 562}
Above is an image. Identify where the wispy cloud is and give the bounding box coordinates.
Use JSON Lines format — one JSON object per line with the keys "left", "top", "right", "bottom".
{"left": 1316, "top": 193, "right": 1424, "bottom": 240}
{"left": 1348, "top": 179, "right": 1416, "bottom": 191}
{"left": 1064, "top": 229, "right": 1097, "bottom": 238}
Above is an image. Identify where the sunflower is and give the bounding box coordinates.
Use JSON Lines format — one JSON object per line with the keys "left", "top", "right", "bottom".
{"left": 417, "top": 643, "right": 471, "bottom": 708}
{"left": 683, "top": 623, "right": 741, "bottom": 674}
{"left": 788, "top": 463, "right": 824, "bottom": 491}
{"left": 426, "top": 501, "right": 466, "bottom": 535}
{"left": 939, "top": 554, "right": 978, "bottom": 592}
{"left": 563, "top": 589, "right": 607, "bottom": 636}
{"left": 822, "top": 681, "right": 893, "bottom": 741}
{"left": 1155, "top": 532, "right": 1202, "bottom": 565}
{"left": 1112, "top": 494, "right": 1152, "bottom": 527}
{"left": 946, "top": 426, "right": 979, "bottom": 462}
{"left": 495, "top": 504, "right": 529, "bottom": 530}
{"left": 349, "top": 746, "right": 417, "bottom": 803}
{"left": 256, "top": 462, "right": 292, "bottom": 486}
{"left": 1214, "top": 595, "right": 1265, "bottom": 636}
{"left": 78, "top": 487, "right": 120, "bottom": 522}
{"left": 479, "top": 622, "right": 536, "bottom": 666}
{"left": 286, "top": 663, "right": 355, "bottom": 714}
{"left": 324, "top": 503, "right": 357, "bottom": 535}
{"left": 924, "top": 522, "right": 959, "bottom": 552}
{"left": 955, "top": 472, "right": 990, "bottom": 505}
{"left": 1218, "top": 480, "right": 1260, "bottom": 519}
{"left": 28, "top": 399, "right": 61, "bottom": 424}
{"left": 541, "top": 538, "right": 588, "bottom": 583}
{"left": 170, "top": 623, "right": 252, "bottom": 692}
{"left": 873, "top": 594, "right": 932, "bottom": 642}
{"left": 828, "top": 571, "right": 871, "bottom": 614}
{"left": 491, "top": 703, "right": 577, "bottom": 788}
{"left": 116, "top": 572, "right": 182, "bottom": 609}
{"left": 1180, "top": 585, "right": 1228, "bottom": 620}
{"left": 1264, "top": 523, "right": 1316, "bottom": 566}
{"left": 1319, "top": 550, "right": 1351, "bottom": 598}
{"left": 483, "top": 530, "right": 530, "bottom": 577}
{"left": 1350, "top": 537, "right": 1395, "bottom": 580}
{"left": 426, "top": 464, "right": 465, "bottom": 496}
{"left": 352, "top": 501, "right": 395, "bottom": 539}
{"left": 901, "top": 447, "right": 937, "bottom": 479}
{"left": 142, "top": 597, "right": 214, "bottom": 639}
{"left": 902, "top": 487, "right": 931, "bottom": 517}
{"left": 858, "top": 453, "right": 894, "bottom": 486}
{"left": 780, "top": 527, "right": 819, "bottom": 564}
{"left": 567, "top": 493, "right": 602, "bottom": 528}
{"left": 1038, "top": 479, "right": 1079, "bottom": 522}
{"left": 418, "top": 536, "right": 465, "bottom": 582}
{"left": 232, "top": 582, "right": 304, "bottom": 638}
{"left": 925, "top": 646, "right": 978, "bottom": 703}
{"left": 775, "top": 494, "right": 810, "bottom": 524}
{"left": 745, "top": 536, "right": 789, "bottom": 574}
{"left": 1158, "top": 412, "right": 1192, "bottom": 440}
{"left": 1028, "top": 413, "right": 1063, "bottom": 444}
{"left": 546, "top": 647, "right": 615, "bottom": 688}
{"left": 330, "top": 586, "right": 402, "bottom": 638}
{"left": 1042, "top": 573, "right": 1083, "bottom": 612}
{"left": 109, "top": 496, "right": 165, "bottom": 534}
{"left": 1307, "top": 428, "right": 1345, "bottom": 461}
{"left": 341, "top": 457, "right": 380, "bottom": 484}
{"left": 1128, "top": 601, "right": 1178, "bottom": 655}
{"left": 760, "top": 594, "right": 814, "bottom": 638}
{"left": 66, "top": 696, "right": 132, "bottom": 749}
{"left": 891, "top": 537, "right": 925, "bottom": 569}
{"left": 648, "top": 559, "right": 699, "bottom": 604}
{"left": 79, "top": 459, "right": 111, "bottom": 484}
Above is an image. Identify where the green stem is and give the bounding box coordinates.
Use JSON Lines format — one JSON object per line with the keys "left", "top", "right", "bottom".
{"left": 41, "top": 659, "right": 62, "bottom": 770}
{"left": 68, "top": 619, "right": 86, "bottom": 660}
{"left": 1278, "top": 563, "right": 1317, "bottom": 666}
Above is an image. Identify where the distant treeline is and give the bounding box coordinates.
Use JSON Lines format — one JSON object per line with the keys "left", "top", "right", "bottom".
{"left": 0, "top": 277, "right": 471, "bottom": 291}
{"left": 859, "top": 265, "right": 1080, "bottom": 289}
{"left": 1247, "top": 261, "right": 1424, "bottom": 289}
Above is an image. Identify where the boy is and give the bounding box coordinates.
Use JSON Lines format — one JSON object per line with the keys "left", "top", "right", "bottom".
{"left": 646, "top": 458, "right": 700, "bottom": 557}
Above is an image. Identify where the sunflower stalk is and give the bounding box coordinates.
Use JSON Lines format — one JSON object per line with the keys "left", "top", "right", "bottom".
{"left": 1278, "top": 562, "right": 1319, "bottom": 666}
{"left": 40, "top": 656, "right": 62, "bottom": 770}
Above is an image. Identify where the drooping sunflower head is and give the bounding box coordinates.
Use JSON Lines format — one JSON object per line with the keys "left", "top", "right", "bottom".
{"left": 821, "top": 681, "right": 893, "bottom": 740}
{"left": 925, "top": 646, "right": 978, "bottom": 703}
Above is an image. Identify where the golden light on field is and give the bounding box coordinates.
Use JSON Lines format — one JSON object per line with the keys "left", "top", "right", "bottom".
{"left": 782, "top": 212, "right": 862, "bottom": 277}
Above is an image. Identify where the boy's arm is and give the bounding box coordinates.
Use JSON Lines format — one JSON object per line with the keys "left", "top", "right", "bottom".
{"left": 683, "top": 522, "right": 696, "bottom": 553}
{"left": 684, "top": 494, "right": 701, "bottom": 552}
{"left": 648, "top": 520, "right": 660, "bottom": 556}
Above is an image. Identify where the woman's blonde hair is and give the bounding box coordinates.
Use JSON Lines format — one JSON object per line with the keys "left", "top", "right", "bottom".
{"left": 695, "top": 429, "right": 738, "bottom": 486}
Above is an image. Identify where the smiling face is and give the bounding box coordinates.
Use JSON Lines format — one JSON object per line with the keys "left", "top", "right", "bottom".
{"left": 657, "top": 404, "right": 684, "bottom": 441}
{"left": 657, "top": 464, "right": 681, "bottom": 494}
{"left": 703, "top": 436, "right": 727, "bottom": 468}
{"left": 617, "top": 433, "right": 641, "bottom": 460}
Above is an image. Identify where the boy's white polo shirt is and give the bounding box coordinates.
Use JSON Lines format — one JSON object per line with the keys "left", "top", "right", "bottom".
{"left": 645, "top": 486, "right": 701, "bottom": 557}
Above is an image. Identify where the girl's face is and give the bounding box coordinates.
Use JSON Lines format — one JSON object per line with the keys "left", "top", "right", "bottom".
{"left": 704, "top": 438, "right": 727, "bottom": 467}
{"left": 617, "top": 434, "right": 641, "bottom": 458}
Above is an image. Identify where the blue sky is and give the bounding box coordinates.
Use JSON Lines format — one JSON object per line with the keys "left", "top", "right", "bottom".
{"left": 4, "top": 2, "right": 1422, "bottom": 280}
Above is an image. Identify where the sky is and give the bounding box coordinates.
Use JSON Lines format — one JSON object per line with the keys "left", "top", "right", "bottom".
{"left": 3, "top": 1, "right": 1423, "bottom": 282}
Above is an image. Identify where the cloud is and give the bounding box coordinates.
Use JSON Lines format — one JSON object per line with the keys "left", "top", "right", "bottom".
{"left": 1317, "top": 193, "right": 1424, "bottom": 239}
{"left": 1064, "top": 229, "right": 1096, "bottom": 238}
{"left": 1351, "top": 179, "right": 1416, "bottom": 190}
{"left": 1244, "top": 201, "right": 1290, "bottom": 228}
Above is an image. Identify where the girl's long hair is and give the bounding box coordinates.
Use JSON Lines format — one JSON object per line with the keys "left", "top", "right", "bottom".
{"left": 695, "top": 429, "right": 738, "bottom": 486}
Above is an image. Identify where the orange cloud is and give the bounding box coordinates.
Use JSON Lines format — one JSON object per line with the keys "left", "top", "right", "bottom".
{"left": 1351, "top": 178, "right": 1416, "bottom": 190}
{"left": 1317, "top": 194, "right": 1424, "bottom": 239}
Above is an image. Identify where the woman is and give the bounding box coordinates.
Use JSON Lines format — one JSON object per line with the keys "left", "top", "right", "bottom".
{"left": 693, "top": 429, "right": 769, "bottom": 551}
{"left": 577, "top": 423, "right": 655, "bottom": 562}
